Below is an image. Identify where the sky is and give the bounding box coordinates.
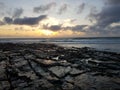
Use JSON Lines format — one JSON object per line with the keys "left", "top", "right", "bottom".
{"left": 0, "top": 0, "right": 120, "bottom": 38}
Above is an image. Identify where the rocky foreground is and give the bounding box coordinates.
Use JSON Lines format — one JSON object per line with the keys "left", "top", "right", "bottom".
{"left": 0, "top": 43, "right": 120, "bottom": 90}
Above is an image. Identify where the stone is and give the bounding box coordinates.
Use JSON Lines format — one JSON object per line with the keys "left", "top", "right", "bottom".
{"left": 65, "top": 75, "right": 74, "bottom": 83}
{"left": 18, "top": 71, "right": 38, "bottom": 80}
{"left": 13, "top": 57, "right": 25, "bottom": 62}
{"left": 52, "top": 56, "right": 59, "bottom": 60}
{"left": 35, "top": 53, "right": 48, "bottom": 59}
{"left": 33, "top": 59, "right": 57, "bottom": 66}
{"left": 17, "top": 63, "right": 32, "bottom": 72}
{"left": 44, "top": 72, "right": 59, "bottom": 81}
{"left": 74, "top": 74, "right": 96, "bottom": 89}
{"left": 30, "top": 61, "right": 58, "bottom": 81}
{"left": 24, "top": 54, "right": 36, "bottom": 60}
{"left": 0, "top": 68, "right": 7, "bottom": 80}
{"left": 74, "top": 74, "right": 120, "bottom": 90}
{"left": 58, "top": 60, "right": 71, "bottom": 66}
{"left": 31, "top": 79, "right": 54, "bottom": 89}
{"left": 49, "top": 66, "right": 71, "bottom": 78}
{"left": 94, "top": 76, "right": 120, "bottom": 90}
{"left": 0, "top": 62, "right": 7, "bottom": 80}
{"left": 0, "top": 53, "right": 6, "bottom": 61}
{"left": 62, "top": 82, "right": 74, "bottom": 90}
{"left": 12, "top": 79, "right": 28, "bottom": 88}
{"left": 70, "top": 68, "right": 84, "bottom": 75}
{"left": 14, "top": 60, "right": 28, "bottom": 68}
{"left": 0, "top": 81, "right": 10, "bottom": 90}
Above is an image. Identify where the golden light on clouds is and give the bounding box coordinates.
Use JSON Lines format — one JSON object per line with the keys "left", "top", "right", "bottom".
{"left": 41, "top": 30, "right": 56, "bottom": 36}
{"left": 40, "top": 17, "right": 60, "bottom": 26}
{"left": 0, "top": 24, "right": 86, "bottom": 38}
{"left": 0, "top": 16, "right": 87, "bottom": 38}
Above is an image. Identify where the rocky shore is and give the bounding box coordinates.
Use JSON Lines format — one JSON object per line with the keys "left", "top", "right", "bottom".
{"left": 0, "top": 43, "right": 120, "bottom": 90}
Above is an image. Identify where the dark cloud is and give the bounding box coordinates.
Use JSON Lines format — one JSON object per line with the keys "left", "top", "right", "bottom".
{"left": 66, "top": 25, "right": 87, "bottom": 31}
{"left": 77, "top": 3, "right": 85, "bottom": 14}
{"left": 96, "top": 5, "right": 120, "bottom": 27}
{"left": 43, "top": 24, "right": 62, "bottom": 31}
{"left": 87, "top": 6, "right": 98, "bottom": 23}
{"left": 58, "top": 4, "right": 68, "bottom": 14}
{"left": 67, "top": 25, "right": 87, "bottom": 31}
{"left": 87, "top": 24, "right": 120, "bottom": 37}
{"left": 3, "top": 15, "right": 47, "bottom": 25}
{"left": 4, "top": 17, "right": 13, "bottom": 24}
{"left": 33, "top": 2, "right": 56, "bottom": 13}
{"left": 43, "top": 24, "right": 87, "bottom": 32}
{"left": 12, "top": 8, "right": 23, "bottom": 18}
{"left": 89, "top": 2, "right": 120, "bottom": 28}
{"left": 110, "top": 26, "right": 120, "bottom": 34}
{"left": 94, "top": 0, "right": 120, "bottom": 27}
{"left": 107, "top": 0, "right": 120, "bottom": 5}
{"left": 86, "top": 0, "right": 120, "bottom": 36}
{"left": 14, "top": 15, "right": 47, "bottom": 25}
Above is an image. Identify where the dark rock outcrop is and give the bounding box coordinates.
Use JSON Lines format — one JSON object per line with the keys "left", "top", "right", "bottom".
{"left": 0, "top": 43, "right": 120, "bottom": 90}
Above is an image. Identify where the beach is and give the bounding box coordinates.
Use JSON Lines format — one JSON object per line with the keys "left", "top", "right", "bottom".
{"left": 0, "top": 43, "right": 120, "bottom": 90}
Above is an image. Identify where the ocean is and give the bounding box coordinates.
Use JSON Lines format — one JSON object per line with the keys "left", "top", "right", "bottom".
{"left": 0, "top": 37, "right": 120, "bottom": 53}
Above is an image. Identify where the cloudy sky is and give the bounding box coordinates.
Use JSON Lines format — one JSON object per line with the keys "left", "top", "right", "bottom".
{"left": 0, "top": 0, "right": 120, "bottom": 38}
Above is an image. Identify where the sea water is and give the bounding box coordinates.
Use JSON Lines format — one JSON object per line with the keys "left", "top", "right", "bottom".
{"left": 0, "top": 37, "right": 120, "bottom": 52}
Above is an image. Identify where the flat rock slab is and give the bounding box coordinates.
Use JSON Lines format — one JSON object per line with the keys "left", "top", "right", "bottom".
{"left": 74, "top": 74, "right": 120, "bottom": 90}
{"left": 49, "top": 66, "right": 71, "bottom": 78}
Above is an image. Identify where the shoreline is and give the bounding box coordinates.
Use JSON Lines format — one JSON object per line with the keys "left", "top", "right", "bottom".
{"left": 0, "top": 43, "right": 120, "bottom": 90}
{"left": 0, "top": 37, "right": 120, "bottom": 53}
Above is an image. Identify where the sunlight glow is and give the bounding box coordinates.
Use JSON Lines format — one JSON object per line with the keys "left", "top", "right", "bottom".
{"left": 41, "top": 30, "right": 55, "bottom": 36}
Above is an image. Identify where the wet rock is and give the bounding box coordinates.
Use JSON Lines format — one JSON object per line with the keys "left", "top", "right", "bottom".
{"left": 70, "top": 68, "right": 84, "bottom": 75}
{"left": 105, "top": 69, "right": 120, "bottom": 76}
{"left": 14, "top": 58, "right": 28, "bottom": 68}
{"left": 30, "top": 61, "right": 58, "bottom": 81}
{"left": 94, "top": 76, "right": 120, "bottom": 90}
{"left": 0, "top": 53, "right": 6, "bottom": 61}
{"left": 74, "top": 74, "right": 120, "bottom": 90}
{"left": 24, "top": 54, "right": 36, "bottom": 60}
{"left": 0, "top": 81, "right": 10, "bottom": 90}
{"left": 12, "top": 79, "right": 28, "bottom": 88}
{"left": 111, "top": 77, "right": 120, "bottom": 85}
{"left": 74, "top": 74, "right": 95, "bottom": 89}
{"left": 58, "top": 60, "right": 71, "bottom": 66}
{"left": 0, "top": 68, "right": 7, "bottom": 80}
{"left": 49, "top": 66, "right": 71, "bottom": 78}
{"left": 30, "top": 79, "right": 54, "bottom": 89}
{"left": 13, "top": 57, "right": 25, "bottom": 62}
{"left": 17, "top": 63, "right": 32, "bottom": 72}
{"left": 35, "top": 53, "right": 48, "bottom": 59}
{"left": 71, "top": 64, "right": 79, "bottom": 68}
{"left": 18, "top": 71, "right": 38, "bottom": 80}
{"left": 65, "top": 75, "right": 74, "bottom": 83}
{"left": 33, "top": 59, "right": 57, "bottom": 66}
{"left": 0, "top": 43, "right": 120, "bottom": 90}
{"left": 52, "top": 56, "right": 59, "bottom": 60}
{"left": 0, "top": 61, "right": 7, "bottom": 81}
{"left": 62, "top": 82, "right": 74, "bottom": 90}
